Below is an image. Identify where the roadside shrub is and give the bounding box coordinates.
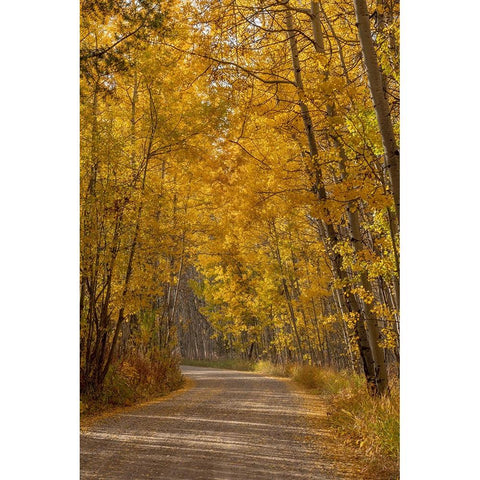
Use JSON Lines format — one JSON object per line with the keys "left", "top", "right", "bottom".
{"left": 266, "top": 362, "right": 399, "bottom": 478}
{"left": 254, "top": 360, "right": 294, "bottom": 377}
{"left": 292, "top": 365, "right": 322, "bottom": 389}
{"left": 81, "top": 351, "right": 184, "bottom": 415}
{"left": 324, "top": 372, "right": 399, "bottom": 477}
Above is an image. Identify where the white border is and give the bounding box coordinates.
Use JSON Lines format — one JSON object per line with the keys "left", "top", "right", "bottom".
{"left": 1, "top": 1, "right": 79, "bottom": 478}
{"left": 402, "top": 0, "right": 480, "bottom": 478}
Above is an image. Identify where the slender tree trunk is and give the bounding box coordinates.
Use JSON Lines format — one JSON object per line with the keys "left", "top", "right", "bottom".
{"left": 353, "top": 0, "right": 400, "bottom": 221}
{"left": 328, "top": 125, "right": 389, "bottom": 393}
{"left": 165, "top": 239, "right": 186, "bottom": 350}
{"left": 331, "top": 290, "right": 356, "bottom": 372}
{"left": 271, "top": 220, "right": 305, "bottom": 363}
{"left": 100, "top": 199, "right": 143, "bottom": 383}
{"left": 348, "top": 206, "right": 389, "bottom": 394}
{"left": 310, "top": 2, "right": 325, "bottom": 53}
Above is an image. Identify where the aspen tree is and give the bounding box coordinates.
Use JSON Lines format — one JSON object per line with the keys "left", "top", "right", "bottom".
{"left": 352, "top": 0, "right": 400, "bottom": 222}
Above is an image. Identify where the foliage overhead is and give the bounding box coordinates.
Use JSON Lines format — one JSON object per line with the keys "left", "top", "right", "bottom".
{"left": 80, "top": 0, "right": 400, "bottom": 397}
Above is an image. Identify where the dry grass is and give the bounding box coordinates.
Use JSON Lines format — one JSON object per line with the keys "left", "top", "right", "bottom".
{"left": 81, "top": 353, "right": 184, "bottom": 416}
{"left": 253, "top": 360, "right": 295, "bottom": 377}
{"left": 289, "top": 364, "right": 399, "bottom": 479}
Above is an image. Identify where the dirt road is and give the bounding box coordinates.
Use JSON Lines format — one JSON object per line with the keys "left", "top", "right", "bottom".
{"left": 81, "top": 366, "right": 342, "bottom": 479}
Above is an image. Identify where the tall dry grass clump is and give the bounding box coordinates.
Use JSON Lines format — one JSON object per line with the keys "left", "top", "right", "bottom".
{"left": 254, "top": 360, "right": 295, "bottom": 377}
{"left": 81, "top": 350, "right": 184, "bottom": 415}
{"left": 292, "top": 364, "right": 399, "bottom": 477}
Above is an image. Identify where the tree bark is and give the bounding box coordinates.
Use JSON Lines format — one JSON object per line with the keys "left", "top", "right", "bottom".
{"left": 353, "top": 0, "right": 400, "bottom": 222}
{"left": 310, "top": 2, "right": 325, "bottom": 53}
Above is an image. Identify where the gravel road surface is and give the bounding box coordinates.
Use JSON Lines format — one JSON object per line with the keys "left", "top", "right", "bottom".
{"left": 81, "top": 366, "right": 341, "bottom": 479}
